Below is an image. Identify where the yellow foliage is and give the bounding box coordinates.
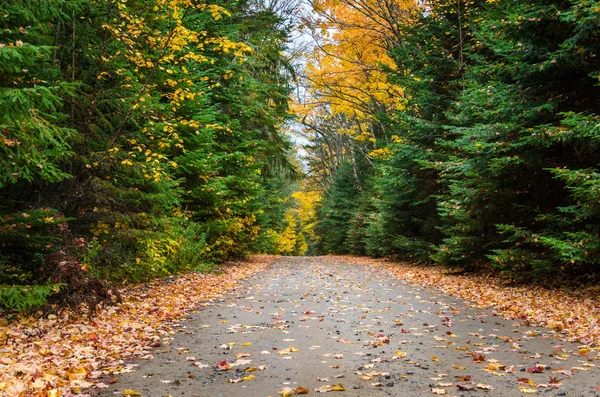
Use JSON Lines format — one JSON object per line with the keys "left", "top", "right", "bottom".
{"left": 98, "top": 0, "right": 254, "bottom": 187}
{"left": 291, "top": 187, "right": 321, "bottom": 252}
{"left": 277, "top": 212, "right": 299, "bottom": 255}
{"left": 368, "top": 147, "right": 392, "bottom": 160}
{"left": 291, "top": 189, "right": 320, "bottom": 243}
{"left": 299, "top": 0, "right": 413, "bottom": 127}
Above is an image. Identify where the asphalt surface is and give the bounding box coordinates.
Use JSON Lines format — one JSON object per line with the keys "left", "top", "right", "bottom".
{"left": 95, "top": 257, "right": 600, "bottom": 397}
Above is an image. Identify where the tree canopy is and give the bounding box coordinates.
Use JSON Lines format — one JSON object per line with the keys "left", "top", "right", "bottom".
{"left": 300, "top": 0, "right": 600, "bottom": 281}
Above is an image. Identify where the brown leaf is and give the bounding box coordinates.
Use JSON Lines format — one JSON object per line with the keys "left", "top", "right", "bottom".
{"left": 527, "top": 365, "right": 544, "bottom": 373}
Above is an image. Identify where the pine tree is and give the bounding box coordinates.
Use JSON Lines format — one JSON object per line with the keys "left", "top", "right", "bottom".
{"left": 0, "top": 0, "right": 76, "bottom": 303}
{"left": 434, "top": 0, "right": 600, "bottom": 276}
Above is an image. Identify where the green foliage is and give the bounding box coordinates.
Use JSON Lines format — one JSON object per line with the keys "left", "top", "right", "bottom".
{"left": 169, "top": 223, "right": 213, "bottom": 272}
{"left": 314, "top": 161, "right": 364, "bottom": 254}
{"left": 0, "top": 0, "right": 76, "bottom": 187}
{"left": 252, "top": 170, "right": 303, "bottom": 255}
{"left": 310, "top": 0, "right": 600, "bottom": 280}
{"left": 0, "top": 0, "right": 296, "bottom": 310}
{"left": 0, "top": 208, "right": 69, "bottom": 285}
{"left": 428, "top": 0, "right": 600, "bottom": 276}
{"left": 365, "top": 144, "right": 442, "bottom": 261}
{"left": 0, "top": 283, "right": 65, "bottom": 311}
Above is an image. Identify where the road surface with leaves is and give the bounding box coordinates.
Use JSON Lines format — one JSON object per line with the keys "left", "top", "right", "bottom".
{"left": 94, "top": 257, "right": 600, "bottom": 397}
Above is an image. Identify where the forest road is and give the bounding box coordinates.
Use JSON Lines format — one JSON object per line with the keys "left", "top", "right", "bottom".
{"left": 95, "top": 257, "right": 600, "bottom": 397}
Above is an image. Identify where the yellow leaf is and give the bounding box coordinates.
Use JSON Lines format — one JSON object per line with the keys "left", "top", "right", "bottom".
{"left": 519, "top": 388, "right": 538, "bottom": 394}
{"left": 484, "top": 362, "right": 505, "bottom": 371}
{"left": 123, "top": 390, "right": 142, "bottom": 396}
{"left": 331, "top": 383, "right": 345, "bottom": 391}
{"left": 279, "top": 387, "right": 294, "bottom": 397}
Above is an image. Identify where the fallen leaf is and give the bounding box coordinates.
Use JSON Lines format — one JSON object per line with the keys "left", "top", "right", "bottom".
{"left": 216, "top": 361, "right": 231, "bottom": 371}
{"left": 279, "top": 387, "right": 295, "bottom": 396}
{"left": 527, "top": 365, "right": 544, "bottom": 373}
{"left": 475, "top": 383, "right": 494, "bottom": 390}
{"left": 484, "top": 362, "right": 505, "bottom": 371}
{"left": 231, "top": 359, "right": 252, "bottom": 367}
{"left": 517, "top": 378, "right": 536, "bottom": 386}
{"left": 331, "top": 383, "right": 345, "bottom": 391}
{"left": 472, "top": 354, "right": 485, "bottom": 363}
{"left": 519, "top": 387, "right": 538, "bottom": 394}
{"left": 395, "top": 350, "right": 407, "bottom": 358}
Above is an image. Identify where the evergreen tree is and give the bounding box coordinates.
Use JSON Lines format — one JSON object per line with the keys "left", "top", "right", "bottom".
{"left": 433, "top": 0, "right": 600, "bottom": 276}
{"left": 0, "top": 0, "right": 76, "bottom": 187}
{"left": 314, "top": 161, "right": 363, "bottom": 254}
{"left": 0, "top": 0, "right": 76, "bottom": 303}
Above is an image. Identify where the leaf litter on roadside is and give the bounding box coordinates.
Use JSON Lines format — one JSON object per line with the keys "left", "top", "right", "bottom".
{"left": 0, "top": 255, "right": 278, "bottom": 396}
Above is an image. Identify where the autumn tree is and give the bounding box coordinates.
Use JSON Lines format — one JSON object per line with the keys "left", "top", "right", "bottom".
{"left": 307, "top": 0, "right": 600, "bottom": 280}
{"left": 0, "top": 0, "right": 298, "bottom": 309}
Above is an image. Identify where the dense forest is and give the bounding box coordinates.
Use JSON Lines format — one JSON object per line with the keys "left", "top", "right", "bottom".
{"left": 299, "top": 0, "right": 600, "bottom": 279}
{"left": 2, "top": 0, "right": 600, "bottom": 310}
{"left": 0, "top": 0, "right": 302, "bottom": 310}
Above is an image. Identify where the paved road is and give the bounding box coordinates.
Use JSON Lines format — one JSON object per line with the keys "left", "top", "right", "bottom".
{"left": 96, "top": 257, "right": 599, "bottom": 396}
